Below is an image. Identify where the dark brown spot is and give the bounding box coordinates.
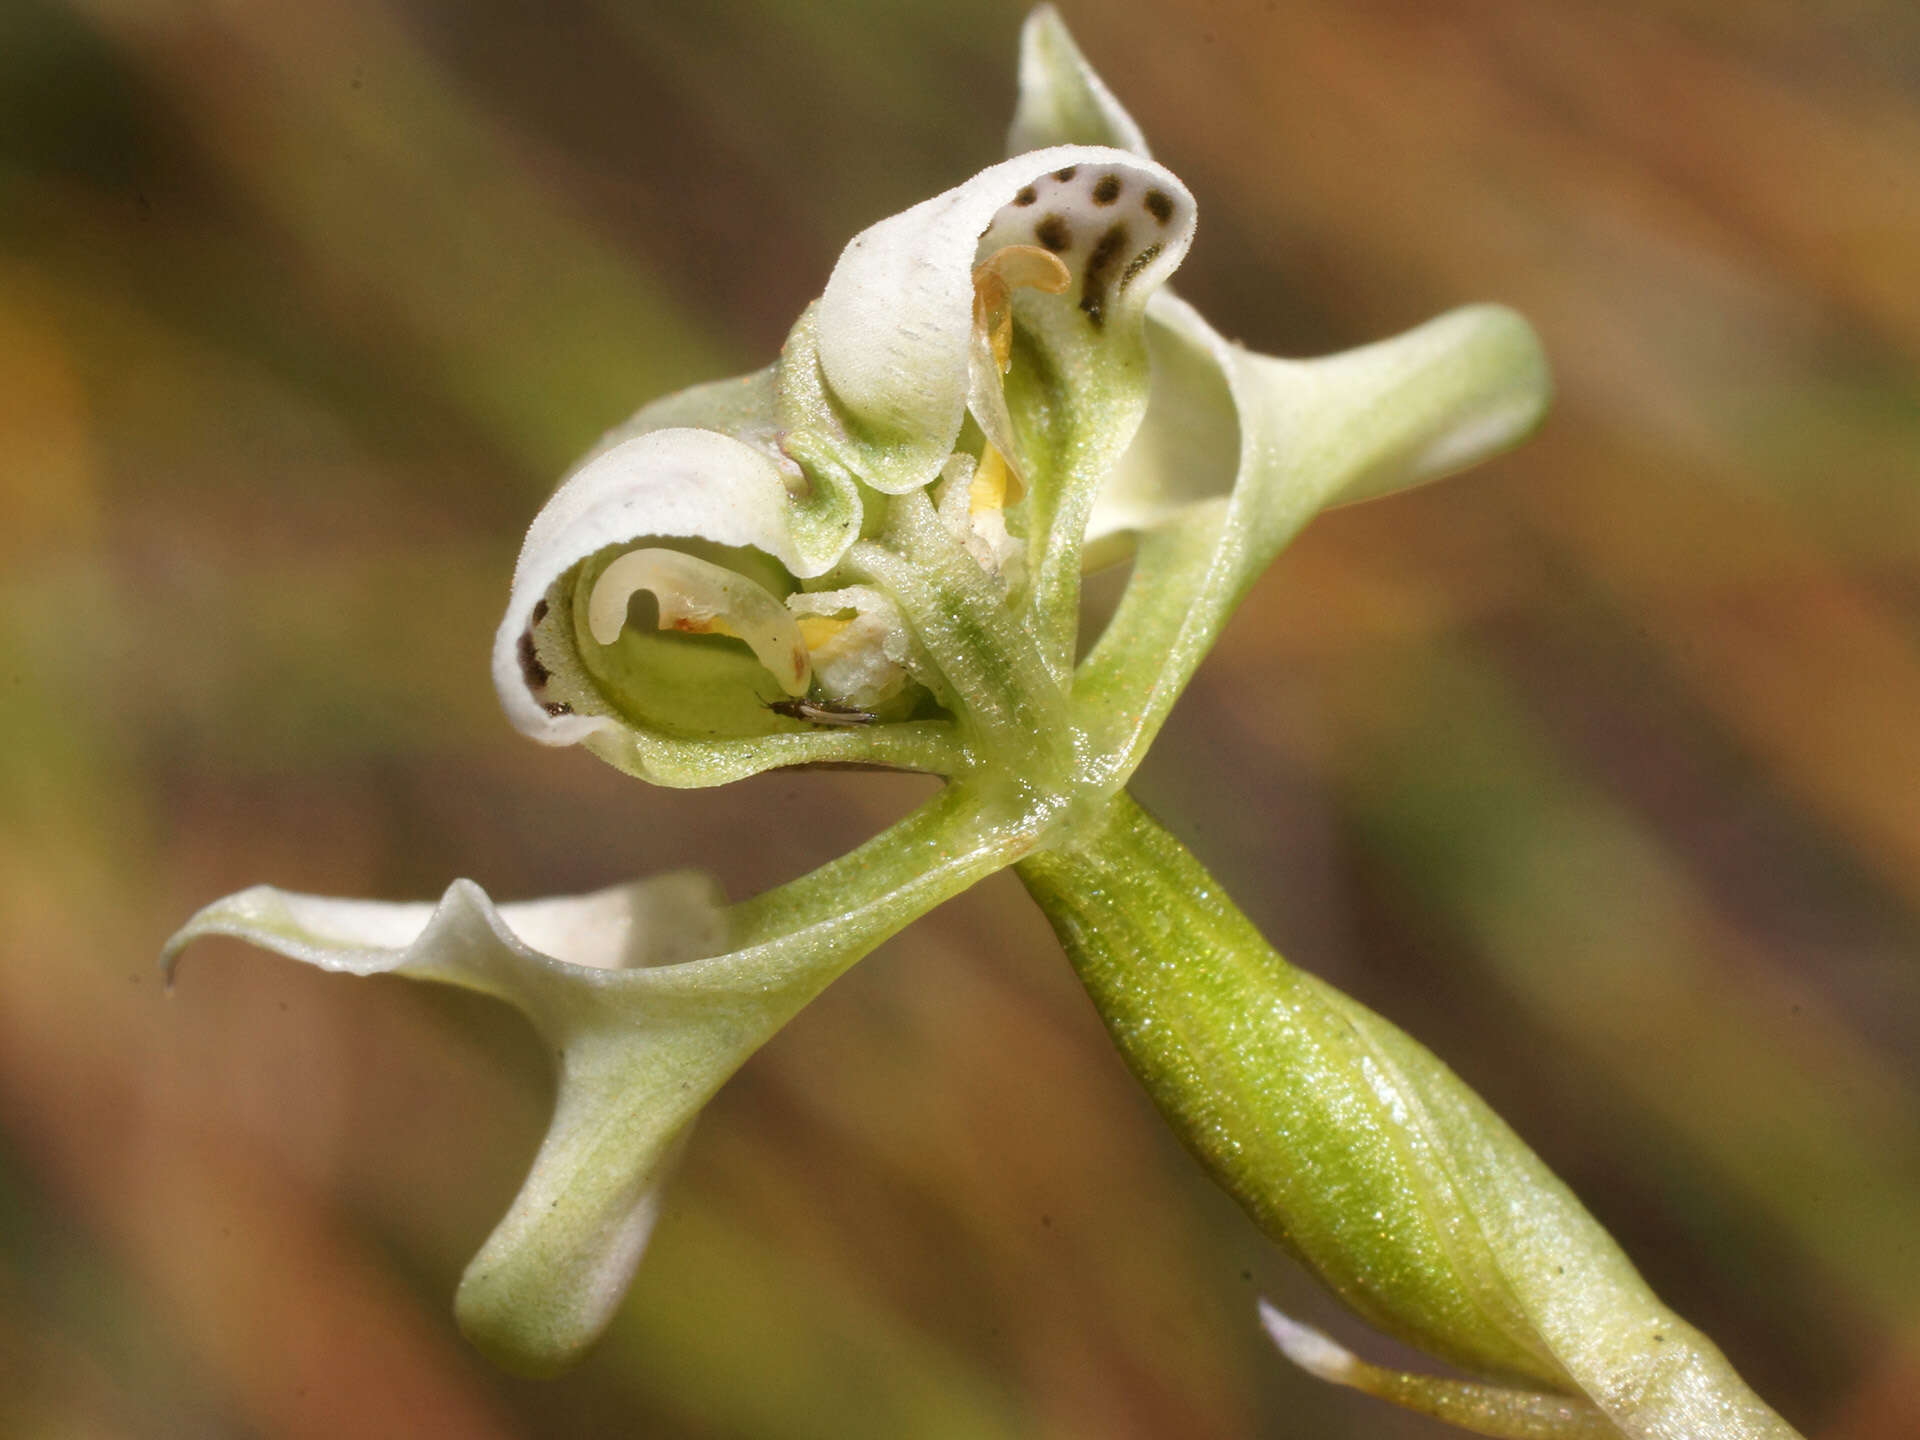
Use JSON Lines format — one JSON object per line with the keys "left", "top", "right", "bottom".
{"left": 1092, "top": 174, "right": 1122, "bottom": 205}
{"left": 1013, "top": 185, "right": 1037, "bottom": 206}
{"left": 1117, "top": 241, "right": 1163, "bottom": 294}
{"left": 531, "top": 597, "right": 549, "bottom": 625}
{"left": 1035, "top": 214, "right": 1072, "bottom": 252}
{"left": 1079, "top": 222, "right": 1130, "bottom": 326}
{"left": 543, "top": 701, "right": 573, "bottom": 717}
{"left": 1143, "top": 188, "right": 1174, "bottom": 224}
{"left": 1053, "top": 165, "right": 1078, "bottom": 182}
{"left": 517, "top": 629, "right": 550, "bottom": 690}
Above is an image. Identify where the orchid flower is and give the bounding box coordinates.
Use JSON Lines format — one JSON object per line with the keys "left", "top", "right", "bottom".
{"left": 165, "top": 9, "right": 1802, "bottom": 1436}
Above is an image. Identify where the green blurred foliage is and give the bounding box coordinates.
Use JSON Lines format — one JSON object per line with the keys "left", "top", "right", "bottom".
{"left": 1, "top": 1, "right": 1916, "bottom": 1436}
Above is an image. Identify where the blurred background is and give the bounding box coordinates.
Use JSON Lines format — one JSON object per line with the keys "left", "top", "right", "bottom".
{"left": 3, "top": 0, "right": 1917, "bottom": 1435}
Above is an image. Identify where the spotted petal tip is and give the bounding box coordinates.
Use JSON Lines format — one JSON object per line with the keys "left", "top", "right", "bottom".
{"left": 814, "top": 144, "right": 1195, "bottom": 495}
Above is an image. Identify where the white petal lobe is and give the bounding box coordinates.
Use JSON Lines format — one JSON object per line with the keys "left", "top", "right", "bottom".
{"left": 493, "top": 427, "right": 825, "bottom": 744}
{"left": 815, "top": 145, "right": 1194, "bottom": 494}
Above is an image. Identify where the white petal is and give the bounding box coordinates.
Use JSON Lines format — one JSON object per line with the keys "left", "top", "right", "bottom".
{"left": 1262, "top": 302, "right": 1553, "bottom": 511}
{"left": 815, "top": 145, "right": 1195, "bottom": 494}
{"left": 1007, "top": 6, "right": 1152, "bottom": 158}
{"left": 492, "top": 426, "right": 852, "bottom": 745}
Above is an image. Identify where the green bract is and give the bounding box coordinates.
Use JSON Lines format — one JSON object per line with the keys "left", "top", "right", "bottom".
{"left": 164, "top": 8, "right": 1801, "bottom": 1436}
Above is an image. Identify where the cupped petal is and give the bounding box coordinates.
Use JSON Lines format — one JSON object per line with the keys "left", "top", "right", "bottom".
{"left": 1007, "top": 5, "right": 1152, "bottom": 158}
{"left": 493, "top": 419, "right": 855, "bottom": 745}
{"left": 810, "top": 144, "right": 1195, "bottom": 495}
{"left": 490, "top": 371, "right": 964, "bottom": 786}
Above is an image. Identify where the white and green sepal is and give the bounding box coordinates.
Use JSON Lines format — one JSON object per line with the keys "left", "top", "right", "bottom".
{"left": 160, "top": 779, "right": 1034, "bottom": 1375}
{"left": 163, "top": 872, "right": 729, "bottom": 1376}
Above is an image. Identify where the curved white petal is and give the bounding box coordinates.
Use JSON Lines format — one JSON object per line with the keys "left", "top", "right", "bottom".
{"left": 1007, "top": 6, "right": 1152, "bottom": 158}
{"left": 161, "top": 779, "right": 1009, "bottom": 1373}
{"left": 1253, "top": 301, "right": 1553, "bottom": 512}
{"left": 587, "top": 547, "right": 812, "bottom": 696}
{"left": 815, "top": 144, "right": 1195, "bottom": 493}
{"left": 492, "top": 426, "right": 855, "bottom": 746}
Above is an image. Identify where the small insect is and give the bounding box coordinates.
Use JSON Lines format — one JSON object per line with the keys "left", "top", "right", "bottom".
{"left": 765, "top": 696, "right": 879, "bottom": 727}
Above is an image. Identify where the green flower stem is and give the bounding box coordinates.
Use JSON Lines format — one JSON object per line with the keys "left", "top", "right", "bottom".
{"left": 1021, "top": 790, "right": 1564, "bottom": 1385}
{"left": 719, "top": 772, "right": 1048, "bottom": 967}
{"left": 1016, "top": 789, "right": 1801, "bottom": 1440}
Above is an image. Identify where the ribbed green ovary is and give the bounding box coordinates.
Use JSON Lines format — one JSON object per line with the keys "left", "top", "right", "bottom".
{"left": 1019, "top": 790, "right": 1567, "bottom": 1386}
{"left": 1018, "top": 790, "right": 1803, "bottom": 1440}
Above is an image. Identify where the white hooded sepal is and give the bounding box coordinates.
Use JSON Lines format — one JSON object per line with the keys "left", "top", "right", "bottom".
{"left": 161, "top": 873, "right": 767, "bottom": 1376}
{"left": 811, "top": 144, "right": 1195, "bottom": 496}
{"left": 1006, "top": 6, "right": 1152, "bottom": 158}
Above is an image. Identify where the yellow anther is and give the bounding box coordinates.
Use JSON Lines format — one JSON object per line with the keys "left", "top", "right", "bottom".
{"left": 795, "top": 612, "right": 852, "bottom": 652}
{"left": 972, "top": 244, "right": 1071, "bottom": 373}
{"left": 970, "top": 443, "right": 1011, "bottom": 519}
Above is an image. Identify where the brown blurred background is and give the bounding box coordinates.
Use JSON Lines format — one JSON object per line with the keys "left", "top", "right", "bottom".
{"left": 3, "top": 1, "right": 1917, "bottom": 1436}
